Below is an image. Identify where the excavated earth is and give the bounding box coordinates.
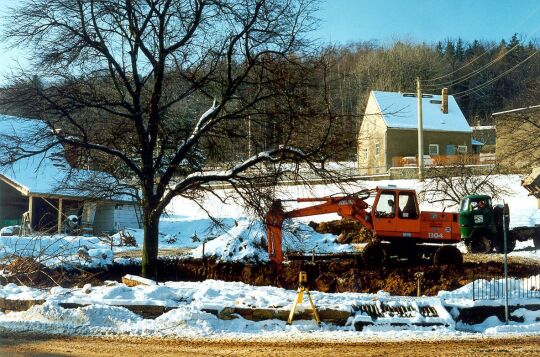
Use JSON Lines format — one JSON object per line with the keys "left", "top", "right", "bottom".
{"left": 1, "top": 220, "right": 538, "bottom": 296}
{"left": 2, "top": 253, "right": 539, "bottom": 297}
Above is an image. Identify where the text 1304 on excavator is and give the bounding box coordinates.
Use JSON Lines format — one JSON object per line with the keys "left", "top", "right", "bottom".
{"left": 265, "top": 186, "right": 464, "bottom": 271}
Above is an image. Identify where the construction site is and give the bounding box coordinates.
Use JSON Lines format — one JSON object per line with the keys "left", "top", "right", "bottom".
{"left": 1, "top": 2, "right": 540, "bottom": 355}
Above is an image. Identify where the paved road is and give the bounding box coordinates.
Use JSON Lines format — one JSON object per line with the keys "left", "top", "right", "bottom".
{"left": 1, "top": 333, "right": 539, "bottom": 356}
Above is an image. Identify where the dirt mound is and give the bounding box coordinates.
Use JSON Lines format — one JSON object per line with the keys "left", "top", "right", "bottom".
{"left": 310, "top": 219, "right": 374, "bottom": 243}
{"left": 5, "top": 254, "right": 539, "bottom": 298}
{"left": 136, "top": 256, "right": 539, "bottom": 296}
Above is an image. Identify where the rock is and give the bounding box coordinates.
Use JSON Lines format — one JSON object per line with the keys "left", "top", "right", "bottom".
{"left": 218, "top": 307, "right": 239, "bottom": 320}
{"left": 315, "top": 273, "right": 335, "bottom": 292}
{"left": 122, "top": 274, "right": 157, "bottom": 287}
{"left": 336, "top": 233, "right": 351, "bottom": 244}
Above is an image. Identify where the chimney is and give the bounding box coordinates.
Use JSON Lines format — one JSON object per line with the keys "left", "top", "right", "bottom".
{"left": 441, "top": 88, "right": 448, "bottom": 114}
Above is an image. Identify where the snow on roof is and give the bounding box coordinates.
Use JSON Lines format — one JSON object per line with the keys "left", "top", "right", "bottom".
{"left": 370, "top": 91, "right": 472, "bottom": 133}
{"left": 471, "top": 125, "right": 495, "bottom": 130}
{"left": 492, "top": 104, "right": 540, "bottom": 116}
{"left": 0, "top": 115, "right": 134, "bottom": 201}
{"left": 471, "top": 139, "right": 484, "bottom": 146}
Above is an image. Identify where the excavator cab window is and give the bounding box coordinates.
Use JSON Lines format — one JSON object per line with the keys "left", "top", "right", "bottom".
{"left": 398, "top": 192, "right": 418, "bottom": 219}
{"left": 375, "top": 192, "right": 396, "bottom": 218}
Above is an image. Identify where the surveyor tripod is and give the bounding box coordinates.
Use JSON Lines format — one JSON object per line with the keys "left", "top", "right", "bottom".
{"left": 287, "top": 271, "right": 321, "bottom": 326}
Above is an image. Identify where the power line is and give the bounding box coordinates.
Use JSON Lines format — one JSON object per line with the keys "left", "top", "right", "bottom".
{"left": 423, "top": 50, "right": 487, "bottom": 84}
{"left": 423, "top": 42, "right": 523, "bottom": 90}
{"left": 452, "top": 51, "right": 537, "bottom": 98}
{"left": 424, "top": 18, "right": 540, "bottom": 89}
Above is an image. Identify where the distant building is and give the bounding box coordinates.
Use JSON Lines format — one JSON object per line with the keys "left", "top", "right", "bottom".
{"left": 471, "top": 125, "right": 496, "bottom": 147}
{"left": 493, "top": 105, "right": 540, "bottom": 172}
{"left": 358, "top": 90, "right": 473, "bottom": 175}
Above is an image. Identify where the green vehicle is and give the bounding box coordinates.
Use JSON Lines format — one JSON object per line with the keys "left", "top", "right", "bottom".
{"left": 459, "top": 194, "right": 515, "bottom": 253}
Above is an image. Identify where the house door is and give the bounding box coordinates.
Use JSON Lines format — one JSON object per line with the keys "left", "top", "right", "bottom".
{"left": 446, "top": 145, "right": 456, "bottom": 155}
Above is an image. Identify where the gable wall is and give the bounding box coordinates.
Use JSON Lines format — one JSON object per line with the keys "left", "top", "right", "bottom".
{"left": 93, "top": 202, "right": 142, "bottom": 233}
{"left": 113, "top": 203, "right": 142, "bottom": 230}
{"left": 496, "top": 114, "right": 540, "bottom": 172}
{"left": 93, "top": 202, "right": 115, "bottom": 233}
{"left": 358, "top": 94, "right": 387, "bottom": 175}
{"left": 0, "top": 180, "right": 27, "bottom": 226}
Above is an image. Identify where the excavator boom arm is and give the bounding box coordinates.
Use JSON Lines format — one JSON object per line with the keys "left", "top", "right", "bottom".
{"left": 265, "top": 196, "right": 373, "bottom": 267}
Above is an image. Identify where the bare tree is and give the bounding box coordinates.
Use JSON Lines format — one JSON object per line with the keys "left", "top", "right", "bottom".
{"left": 420, "top": 158, "right": 513, "bottom": 208}
{"left": 0, "top": 0, "right": 337, "bottom": 278}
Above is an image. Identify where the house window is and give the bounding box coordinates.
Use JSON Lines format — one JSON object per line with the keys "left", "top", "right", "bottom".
{"left": 428, "top": 144, "right": 439, "bottom": 155}
{"left": 375, "top": 142, "right": 380, "bottom": 156}
{"left": 457, "top": 145, "right": 467, "bottom": 154}
{"left": 363, "top": 148, "right": 368, "bottom": 160}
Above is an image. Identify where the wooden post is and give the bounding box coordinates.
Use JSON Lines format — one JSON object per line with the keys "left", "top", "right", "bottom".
{"left": 28, "top": 195, "right": 33, "bottom": 230}
{"left": 57, "top": 198, "right": 63, "bottom": 233}
{"left": 417, "top": 77, "right": 424, "bottom": 180}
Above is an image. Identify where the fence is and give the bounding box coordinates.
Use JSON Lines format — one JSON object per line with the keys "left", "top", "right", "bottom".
{"left": 391, "top": 154, "right": 482, "bottom": 168}
{"left": 471, "top": 270, "right": 540, "bottom": 301}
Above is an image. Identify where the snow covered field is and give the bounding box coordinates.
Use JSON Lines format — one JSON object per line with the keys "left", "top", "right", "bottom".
{"left": 0, "top": 174, "right": 539, "bottom": 339}
{"left": 1, "top": 275, "right": 540, "bottom": 339}
{"left": 0, "top": 174, "right": 538, "bottom": 269}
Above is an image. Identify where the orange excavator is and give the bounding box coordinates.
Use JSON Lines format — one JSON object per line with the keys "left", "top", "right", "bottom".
{"left": 265, "top": 186, "right": 463, "bottom": 270}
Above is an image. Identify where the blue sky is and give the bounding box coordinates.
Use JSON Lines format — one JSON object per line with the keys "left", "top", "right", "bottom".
{"left": 315, "top": 0, "right": 540, "bottom": 45}
{"left": 0, "top": 0, "right": 539, "bottom": 77}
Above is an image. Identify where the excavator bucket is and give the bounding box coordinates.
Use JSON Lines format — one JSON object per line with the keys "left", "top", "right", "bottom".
{"left": 265, "top": 200, "right": 286, "bottom": 266}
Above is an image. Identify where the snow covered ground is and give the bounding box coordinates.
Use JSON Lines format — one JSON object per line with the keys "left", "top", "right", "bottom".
{"left": 0, "top": 276, "right": 539, "bottom": 339}
{"left": 0, "top": 174, "right": 537, "bottom": 269}
{"left": 0, "top": 174, "right": 539, "bottom": 339}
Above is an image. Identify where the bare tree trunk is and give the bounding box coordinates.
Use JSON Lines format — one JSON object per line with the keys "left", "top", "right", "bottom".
{"left": 141, "top": 209, "right": 159, "bottom": 280}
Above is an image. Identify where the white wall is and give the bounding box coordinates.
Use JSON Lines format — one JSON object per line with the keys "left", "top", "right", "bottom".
{"left": 93, "top": 202, "right": 141, "bottom": 233}
{"left": 113, "top": 203, "right": 142, "bottom": 230}
{"left": 93, "top": 202, "right": 115, "bottom": 233}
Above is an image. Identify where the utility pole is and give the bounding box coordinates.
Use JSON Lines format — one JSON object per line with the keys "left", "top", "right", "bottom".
{"left": 417, "top": 77, "right": 424, "bottom": 180}
{"left": 503, "top": 201, "right": 509, "bottom": 324}
{"left": 248, "top": 115, "right": 252, "bottom": 158}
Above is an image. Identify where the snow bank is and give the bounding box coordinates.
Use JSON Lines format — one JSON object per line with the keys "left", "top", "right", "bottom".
{"left": 1, "top": 274, "right": 539, "bottom": 338}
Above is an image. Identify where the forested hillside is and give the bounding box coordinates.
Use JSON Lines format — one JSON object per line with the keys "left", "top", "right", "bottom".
{"left": 319, "top": 34, "right": 539, "bottom": 159}
{"left": 1, "top": 35, "right": 537, "bottom": 163}
{"left": 328, "top": 35, "right": 537, "bottom": 120}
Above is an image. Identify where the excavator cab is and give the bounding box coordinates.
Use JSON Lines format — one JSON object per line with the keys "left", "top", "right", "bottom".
{"left": 372, "top": 188, "right": 419, "bottom": 219}
{"left": 371, "top": 187, "right": 421, "bottom": 235}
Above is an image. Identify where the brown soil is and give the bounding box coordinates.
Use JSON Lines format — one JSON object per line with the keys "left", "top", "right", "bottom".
{"left": 311, "top": 219, "right": 374, "bottom": 243}
{"left": 101, "top": 253, "right": 538, "bottom": 296}
{"left": 1, "top": 333, "right": 538, "bottom": 357}
{"left": 2, "top": 253, "right": 539, "bottom": 297}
